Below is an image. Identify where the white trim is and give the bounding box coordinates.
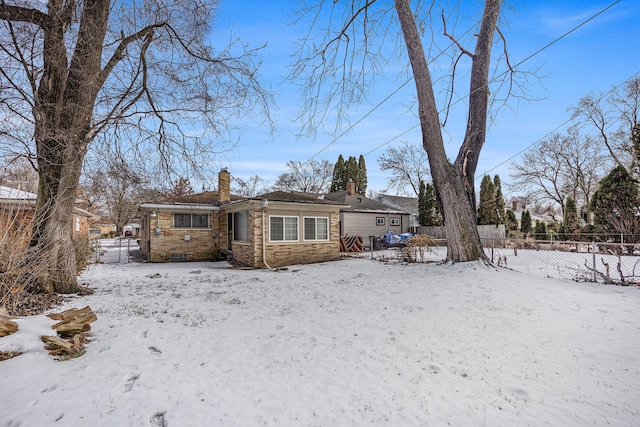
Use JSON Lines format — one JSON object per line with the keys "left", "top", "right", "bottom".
{"left": 303, "top": 216, "right": 329, "bottom": 241}
{"left": 269, "top": 215, "right": 299, "bottom": 242}
{"left": 140, "top": 203, "right": 219, "bottom": 211}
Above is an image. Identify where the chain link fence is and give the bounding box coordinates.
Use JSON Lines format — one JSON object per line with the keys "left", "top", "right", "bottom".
{"left": 482, "top": 237, "right": 640, "bottom": 285}
{"left": 91, "top": 237, "right": 140, "bottom": 264}
{"left": 362, "top": 234, "right": 640, "bottom": 285}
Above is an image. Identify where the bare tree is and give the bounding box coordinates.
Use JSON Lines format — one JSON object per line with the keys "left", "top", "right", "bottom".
{"left": 88, "top": 160, "right": 153, "bottom": 234}
{"left": 231, "top": 175, "right": 271, "bottom": 198}
{"left": 510, "top": 132, "right": 609, "bottom": 215}
{"left": 292, "top": 0, "right": 517, "bottom": 262}
{"left": 0, "top": 156, "right": 38, "bottom": 193}
{"left": 571, "top": 77, "right": 640, "bottom": 173}
{"left": 169, "top": 177, "right": 195, "bottom": 198}
{"left": 273, "top": 159, "right": 333, "bottom": 194}
{"left": 0, "top": 1, "right": 271, "bottom": 292}
{"left": 558, "top": 133, "right": 609, "bottom": 209}
{"left": 377, "top": 140, "right": 430, "bottom": 196}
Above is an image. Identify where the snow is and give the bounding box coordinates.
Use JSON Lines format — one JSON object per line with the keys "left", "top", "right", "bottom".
{"left": 1, "top": 244, "right": 640, "bottom": 426}
{"left": 0, "top": 185, "right": 36, "bottom": 200}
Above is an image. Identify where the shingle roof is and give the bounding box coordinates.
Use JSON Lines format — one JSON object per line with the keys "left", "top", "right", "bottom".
{"left": 377, "top": 194, "right": 419, "bottom": 214}
{"left": 324, "top": 191, "right": 408, "bottom": 213}
{"left": 161, "top": 191, "right": 244, "bottom": 205}
{"left": 257, "top": 191, "right": 346, "bottom": 205}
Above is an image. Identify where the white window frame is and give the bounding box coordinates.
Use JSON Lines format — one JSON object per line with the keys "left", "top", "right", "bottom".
{"left": 303, "top": 216, "right": 329, "bottom": 241}
{"left": 376, "top": 217, "right": 385, "bottom": 226}
{"left": 269, "top": 215, "right": 299, "bottom": 242}
{"left": 173, "top": 213, "right": 210, "bottom": 229}
{"left": 390, "top": 217, "right": 400, "bottom": 226}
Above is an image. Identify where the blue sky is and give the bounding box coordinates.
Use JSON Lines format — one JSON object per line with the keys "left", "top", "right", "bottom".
{"left": 206, "top": 0, "right": 640, "bottom": 196}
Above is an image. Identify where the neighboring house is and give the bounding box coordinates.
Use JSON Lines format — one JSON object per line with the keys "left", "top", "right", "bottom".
{"left": 324, "top": 181, "right": 411, "bottom": 247}
{"left": 509, "top": 200, "right": 557, "bottom": 228}
{"left": 89, "top": 221, "right": 117, "bottom": 239}
{"left": 376, "top": 194, "right": 419, "bottom": 231}
{"left": 138, "top": 170, "right": 346, "bottom": 268}
{"left": 0, "top": 185, "right": 98, "bottom": 246}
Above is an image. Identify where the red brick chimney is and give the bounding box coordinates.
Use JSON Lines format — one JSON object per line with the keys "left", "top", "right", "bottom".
{"left": 218, "top": 168, "right": 230, "bottom": 204}
{"left": 346, "top": 180, "right": 355, "bottom": 196}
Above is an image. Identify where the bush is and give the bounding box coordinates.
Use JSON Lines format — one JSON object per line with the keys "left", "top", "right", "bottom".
{"left": 402, "top": 234, "right": 437, "bottom": 263}
{"left": 74, "top": 237, "right": 95, "bottom": 272}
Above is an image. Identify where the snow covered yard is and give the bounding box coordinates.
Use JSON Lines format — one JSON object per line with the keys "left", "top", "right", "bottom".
{"left": 1, "top": 256, "right": 639, "bottom": 426}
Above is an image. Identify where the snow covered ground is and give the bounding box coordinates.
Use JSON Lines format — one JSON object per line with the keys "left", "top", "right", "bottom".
{"left": 1, "top": 243, "right": 639, "bottom": 426}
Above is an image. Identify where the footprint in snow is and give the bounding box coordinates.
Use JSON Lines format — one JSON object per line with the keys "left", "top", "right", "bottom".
{"left": 150, "top": 411, "right": 168, "bottom": 426}
{"left": 121, "top": 374, "right": 139, "bottom": 393}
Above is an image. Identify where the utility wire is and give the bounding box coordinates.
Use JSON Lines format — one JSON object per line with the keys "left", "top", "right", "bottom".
{"left": 303, "top": 3, "right": 489, "bottom": 163}
{"left": 307, "top": 0, "right": 622, "bottom": 165}
{"left": 477, "top": 69, "right": 640, "bottom": 181}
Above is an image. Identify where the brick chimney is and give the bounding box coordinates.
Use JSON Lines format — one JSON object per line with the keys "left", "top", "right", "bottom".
{"left": 346, "top": 180, "right": 356, "bottom": 196}
{"left": 218, "top": 168, "right": 230, "bottom": 204}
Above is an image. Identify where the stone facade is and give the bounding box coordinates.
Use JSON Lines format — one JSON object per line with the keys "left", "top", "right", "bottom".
{"left": 139, "top": 175, "right": 345, "bottom": 268}
{"left": 141, "top": 209, "right": 220, "bottom": 262}
{"left": 227, "top": 205, "right": 341, "bottom": 268}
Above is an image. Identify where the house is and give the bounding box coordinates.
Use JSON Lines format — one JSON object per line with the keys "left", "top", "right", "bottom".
{"left": 0, "top": 185, "right": 98, "bottom": 246}
{"left": 138, "top": 170, "right": 346, "bottom": 268}
{"left": 376, "top": 194, "right": 420, "bottom": 231}
{"left": 509, "top": 200, "right": 557, "bottom": 228}
{"left": 324, "top": 181, "right": 411, "bottom": 247}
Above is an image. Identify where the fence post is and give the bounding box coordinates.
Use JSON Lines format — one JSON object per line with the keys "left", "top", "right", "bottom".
{"left": 491, "top": 239, "right": 495, "bottom": 263}
{"left": 369, "top": 236, "right": 375, "bottom": 260}
{"left": 592, "top": 241, "right": 597, "bottom": 283}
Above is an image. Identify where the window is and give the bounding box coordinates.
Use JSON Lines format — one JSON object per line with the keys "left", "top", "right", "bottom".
{"left": 376, "top": 217, "right": 385, "bottom": 226}
{"left": 75, "top": 216, "right": 80, "bottom": 231}
{"left": 174, "top": 213, "right": 209, "bottom": 229}
{"left": 304, "top": 217, "right": 329, "bottom": 241}
{"left": 270, "top": 216, "right": 298, "bottom": 241}
{"left": 390, "top": 218, "right": 400, "bottom": 226}
{"left": 233, "top": 211, "right": 249, "bottom": 242}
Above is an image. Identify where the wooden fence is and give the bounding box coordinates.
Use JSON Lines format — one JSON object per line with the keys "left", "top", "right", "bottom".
{"left": 414, "top": 224, "right": 506, "bottom": 241}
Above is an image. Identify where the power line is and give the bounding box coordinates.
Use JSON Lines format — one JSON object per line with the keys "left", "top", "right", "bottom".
{"left": 313, "top": 0, "right": 623, "bottom": 163}
{"left": 302, "top": 3, "right": 490, "bottom": 164}
{"left": 477, "top": 69, "right": 640, "bottom": 181}
{"left": 304, "top": 77, "right": 414, "bottom": 163}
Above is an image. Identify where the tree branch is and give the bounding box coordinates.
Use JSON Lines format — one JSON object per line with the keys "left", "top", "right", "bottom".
{"left": 441, "top": 8, "right": 473, "bottom": 58}
{"left": 0, "top": 3, "right": 51, "bottom": 29}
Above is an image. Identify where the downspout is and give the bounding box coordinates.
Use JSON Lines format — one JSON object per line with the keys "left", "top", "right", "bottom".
{"left": 261, "top": 200, "right": 274, "bottom": 270}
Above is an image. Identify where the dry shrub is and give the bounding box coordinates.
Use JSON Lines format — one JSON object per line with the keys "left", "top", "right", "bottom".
{"left": 74, "top": 237, "right": 95, "bottom": 271}
{"left": 0, "top": 205, "right": 33, "bottom": 314}
{"left": 0, "top": 204, "right": 92, "bottom": 316}
{"left": 403, "top": 234, "right": 438, "bottom": 263}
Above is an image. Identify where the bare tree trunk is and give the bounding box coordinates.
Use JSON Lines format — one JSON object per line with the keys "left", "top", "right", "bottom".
{"left": 23, "top": 0, "right": 110, "bottom": 293}
{"left": 2, "top": 0, "right": 271, "bottom": 293}
{"left": 394, "top": 0, "right": 499, "bottom": 262}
